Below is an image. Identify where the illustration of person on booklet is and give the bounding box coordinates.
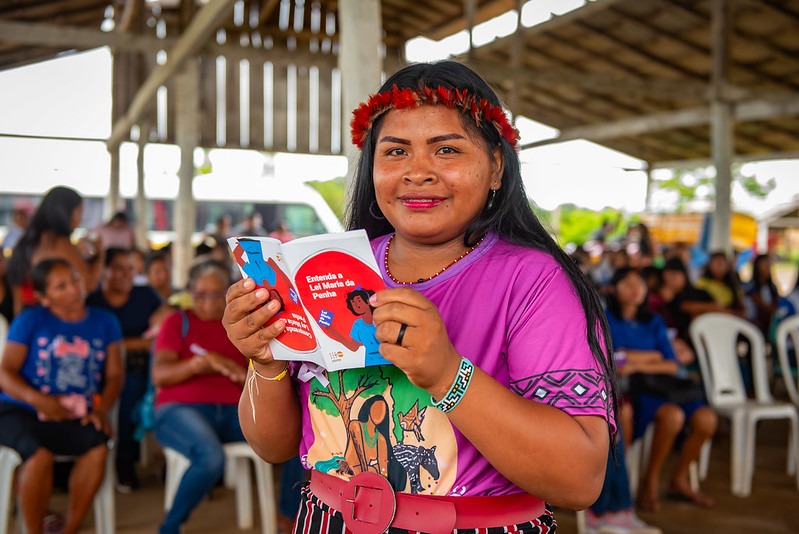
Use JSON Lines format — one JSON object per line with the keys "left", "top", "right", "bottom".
{"left": 323, "top": 288, "right": 388, "bottom": 366}
{"left": 233, "top": 239, "right": 278, "bottom": 286}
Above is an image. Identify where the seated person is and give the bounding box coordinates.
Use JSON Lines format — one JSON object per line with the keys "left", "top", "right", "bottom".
{"left": 587, "top": 429, "right": 661, "bottom": 534}
{"left": 586, "top": 315, "right": 664, "bottom": 534}
{"left": 146, "top": 250, "right": 175, "bottom": 303}
{"left": 648, "top": 258, "right": 723, "bottom": 345}
{"left": 743, "top": 254, "right": 780, "bottom": 338}
{"left": 607, "top": 267, "right": 717, "bottom": 513}
{"left": 86, "top": 247, "right": 169, "bottom": 492}
{"left": 695, "top": 251, "right": 744, "bottom": 316}
{"left": 0, "top": 258, "right": 123, "bottom": 534}
{"left": 151, "top": 259, "right": 249, "bottom": 534}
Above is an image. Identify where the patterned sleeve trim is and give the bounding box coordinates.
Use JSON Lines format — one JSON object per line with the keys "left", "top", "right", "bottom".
{"left": 510, "top": 367, "right": 611, "bottom": 415}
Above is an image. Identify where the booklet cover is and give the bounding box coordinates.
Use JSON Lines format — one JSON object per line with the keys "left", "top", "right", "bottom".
{"left": 228, "top": 230, "right": 390, "bottom": 371}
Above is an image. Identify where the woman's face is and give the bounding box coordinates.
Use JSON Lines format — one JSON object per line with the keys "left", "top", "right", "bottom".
{"left": 191, "top": 272, "right": 228, "bottom": 321}
{"left": 147, "top": 259, "right": 171, "bottom": 289}
{"left": 756, "top": 257, "right": 771, "bottom": 278}
{"left": 615, "top": 272, "right": 647, "bottom": 307}
{"left": 372, "top": 105, "right": 503, "bottom": 245}
{"left": 105, "top": 252, "right": 134, "bottom": 294}
{"left": 663, "top": 269, "right": 687, "bottom": 292}
{"left": 42, "top": 264, "right": 85, "bottom": 311}
{"left": 708, "top": 255, "right": 729, "bottom": 280}
{"left": 70, "top": 204, "right": 83, "bottom": 231}
{"left": 350, "top": 295, "right": 369, "bottom": 315}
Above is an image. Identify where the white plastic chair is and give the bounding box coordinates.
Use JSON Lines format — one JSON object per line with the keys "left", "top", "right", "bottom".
{"left": 776, "top": 314, "right": 799, "bottom": 475}
{"left": 0, "top": 446, "right": 21, "bottom": 534}
{"left": 0, "top": 315, "right": 7, "bottom": 356}
{"left": 0, "top": 443, "right": 115, "bottom": 534}
{"left": 625, "top": 422, "right": 711, "bottom": 499}
{"left": 691, "top": 313, "right": 799, "bottom": 497}
{"left": 163, "top": 442, "right": 276, "bottom": 533}
{"left": 776, "top": 315, "right": 799, "bottom": 408}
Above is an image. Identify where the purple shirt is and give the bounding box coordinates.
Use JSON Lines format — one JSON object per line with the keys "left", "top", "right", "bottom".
{"left": 294, "top": 232, "right": 613, "bottom": 497}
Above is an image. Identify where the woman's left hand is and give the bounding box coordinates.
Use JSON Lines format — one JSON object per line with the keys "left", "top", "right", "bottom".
{"left": 371, "top": 288, "right": 461, "bottom": 399}
{"left": 83, "top": 409, "right": 112, "bottom": 436}
{"left": 205, "top": 353, "right": 247, "bottom": 384}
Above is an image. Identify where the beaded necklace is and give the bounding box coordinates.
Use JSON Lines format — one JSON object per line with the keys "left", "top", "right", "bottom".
{"left": 384, "top": 233, "right": 486, "bottom": 285}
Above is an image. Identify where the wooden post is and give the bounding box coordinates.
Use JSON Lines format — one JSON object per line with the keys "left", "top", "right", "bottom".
{"left": 643, "top": 163, "right": 653, "bottom": 213}
{"left": 107, "top": 49, "right": 126, "bottom": 221}
{"left": 134, "top": 125, "right": 148, "bottom": 251}
{"left": 106, "top": 146, "right": 121, "bottom": 222}
{"left": 337, "top": 0, "right": 382, "bottom": 191}
{"left": 173, "top": 58, "right": 200, "bottom": 289}
{"left": 709, "top": 0, "right": 733, "bottom": 254}
{"left": 509, "top": 0, "right": 524, "bottom": 116}
{"left": 465, "top": 0, "right": 476, "bottom": 61}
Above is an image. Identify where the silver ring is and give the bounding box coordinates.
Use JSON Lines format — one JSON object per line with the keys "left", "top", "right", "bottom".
{"left": 396, "top": 323, "right": 408, "bottom": 346}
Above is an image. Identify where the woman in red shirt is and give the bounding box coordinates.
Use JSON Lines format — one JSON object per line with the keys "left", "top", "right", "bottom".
{"left": 151, "top": 259, "right": 247, "bottom": 534}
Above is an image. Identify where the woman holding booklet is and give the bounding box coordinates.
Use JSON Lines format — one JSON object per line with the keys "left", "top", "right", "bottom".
{"left": 223, "top": 61, "right": 617, "bottom": 533}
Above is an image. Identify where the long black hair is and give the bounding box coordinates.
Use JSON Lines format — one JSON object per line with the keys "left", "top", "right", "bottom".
{"left": 702, "top": 251, "right": 742, "bottom": 309}
{"left": 606, "top": 267, "right": 654, "bottom": 324}
{"left": 346, "top": 60, "right": 618, "bottom": 433}
{"left": 8, "top": 186, "right": 83, "bottom": 286}
{"left": 346, "top": 288, "right": 376, "bottom": 315}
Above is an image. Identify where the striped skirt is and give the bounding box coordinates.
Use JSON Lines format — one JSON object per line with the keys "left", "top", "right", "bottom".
{"left": 291, "top": 485, "right": 557, "bottom": 534}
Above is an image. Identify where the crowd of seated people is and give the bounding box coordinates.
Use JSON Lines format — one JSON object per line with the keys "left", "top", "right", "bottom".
{"left": 1, "top": 191, "right": 795, "bottom": 533}
{"left": 0, "top": 187, "right": 305, "bottom": 532}
{"left": 576, "top": 224, "right": 795, "bottom": 534}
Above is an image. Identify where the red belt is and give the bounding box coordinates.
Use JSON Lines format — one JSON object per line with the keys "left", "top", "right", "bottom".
{"left": 309, "top": 470, "right": 545, "bottom": 534}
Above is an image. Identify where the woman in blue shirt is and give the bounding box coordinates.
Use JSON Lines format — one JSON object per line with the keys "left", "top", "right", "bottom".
{"left": 0, "top": 258, "right": 123, "bottom": 534}
{"left": 606, "top": 267, "right": 716, "bottom": 513}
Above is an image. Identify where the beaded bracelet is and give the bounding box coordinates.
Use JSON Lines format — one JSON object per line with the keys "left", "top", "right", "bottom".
{"left": 431, "top": 358, "right": 474, "bottom": 413}
{"left": 249, "top": 359, "right": 289, "bottom": 381}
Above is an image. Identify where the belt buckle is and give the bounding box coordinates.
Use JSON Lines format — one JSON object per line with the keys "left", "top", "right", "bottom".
{"left": 340, "top": 472, "right": 396, "bottom": 534}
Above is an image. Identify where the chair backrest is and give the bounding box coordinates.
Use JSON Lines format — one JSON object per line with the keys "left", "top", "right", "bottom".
{"left": 0, "top": 314, "right": 8, "bottom": 361}
{"left": 776, "top": 314, "right": 799, "bottom": 406}
{"left": 690, "top": 312, "right": 771, "bottom": 406}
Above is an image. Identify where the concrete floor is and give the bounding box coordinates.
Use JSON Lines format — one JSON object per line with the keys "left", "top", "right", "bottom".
{"left": 5, "top": 417, "right": 799, "bottom": 533}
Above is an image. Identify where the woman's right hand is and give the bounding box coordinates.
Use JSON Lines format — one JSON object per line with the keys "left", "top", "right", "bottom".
{"left": 35, "top": 395, "right": 72, "bottom": 421}
{"left": 223, "top": 278, "right": 286, "bottom": 368}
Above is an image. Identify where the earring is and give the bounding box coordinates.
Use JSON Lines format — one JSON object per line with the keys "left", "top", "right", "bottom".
{"left": 369, "top": 200, "right": 386, "bottom": 220}
{"left": 485, "top": 189, "right": 497, "bottom": 211}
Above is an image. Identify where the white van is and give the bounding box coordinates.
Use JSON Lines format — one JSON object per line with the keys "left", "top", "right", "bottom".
{"left": 0, "top": 171, "right": 344, "bottom": 249}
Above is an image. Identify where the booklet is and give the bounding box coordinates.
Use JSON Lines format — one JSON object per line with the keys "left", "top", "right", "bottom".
{"left": 228, "top": 230, "right": 390, "bottom": 371}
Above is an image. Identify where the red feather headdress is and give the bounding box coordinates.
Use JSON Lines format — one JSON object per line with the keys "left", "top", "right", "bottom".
{"left": 350, "top": 85, "right": 520, "bottom": 150}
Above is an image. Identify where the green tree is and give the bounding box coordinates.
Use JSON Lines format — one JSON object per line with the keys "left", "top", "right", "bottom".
{"left": 556, "top": 204, "right": 624, "bottom": 246}
{"left": 310, "top": 366, "right": 431, "bottom": 444}
{"left": 308, "top": 178, "right": 347, "bottom": 222}
{"left": 650, "top": 164, "right": 776, "bottom": 212}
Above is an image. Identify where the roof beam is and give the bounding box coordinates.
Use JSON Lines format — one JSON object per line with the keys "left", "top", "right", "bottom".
{"left": 475, "top": 0, "right": 629, "bottom": 56}
{"left": 107, "top": 0, "right": 236, "bottom": 149}
{"left": 573, "top": 19, "right": 704, "bottom": 80}
{"left": 471, "top": 58, "right": 710, "bottom": 101}
{"left": 634, "top": 2, "right": 799, "bottom": 89}
{"left": 520, "top": 95, "right": 799, "bottom": 150}
{"left": 652, "top": 150, "right": 799, "bottom": 170}
{"left": 259, "top": 0, "right": 280, "bottom": 24}
{"left": 0, "top": 18, "right": 338, "bottom": 70}
{"left": 425, "top": 0, "right": 514, "bottom": 40}
{"left": 0, "top": 18, "right": 162, "bottom": 53}
{"left": 0, "top": 0, "right": 103, "bottom": 19}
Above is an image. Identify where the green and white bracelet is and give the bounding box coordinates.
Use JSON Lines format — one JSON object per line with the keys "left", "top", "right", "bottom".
{"left": 431, "top": 357, "right": 474, "bottom": 413}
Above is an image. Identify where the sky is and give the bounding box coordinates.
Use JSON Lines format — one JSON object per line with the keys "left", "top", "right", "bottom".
{"left": 0, "top": 0, "right": 797, "bottom": 216}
